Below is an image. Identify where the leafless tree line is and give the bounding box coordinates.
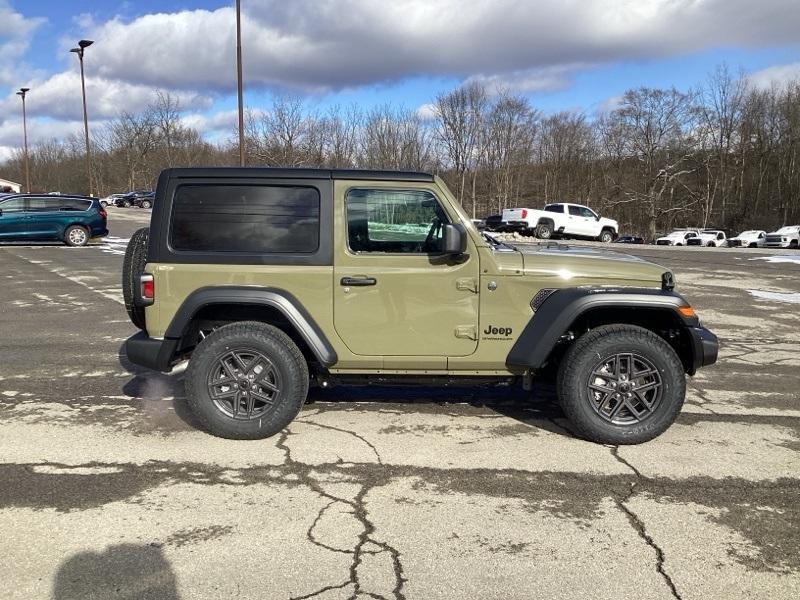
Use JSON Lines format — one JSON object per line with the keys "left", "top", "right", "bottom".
{"left": 2, "top": 64, "right": 798, "bottom": 236}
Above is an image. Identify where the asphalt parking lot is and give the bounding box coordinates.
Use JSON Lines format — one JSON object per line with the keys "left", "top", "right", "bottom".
{"left": 1, "top": 210, "right": 799, "bottom": 600}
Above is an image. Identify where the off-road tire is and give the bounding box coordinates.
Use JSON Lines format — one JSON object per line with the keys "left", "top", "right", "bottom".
{"left": 599, "top": 229, "right": 614, "bottom": 243}
{"left": 556, "top": 324, "right": 685, "bottom": 444}
{"left": 185, "top": 321, "right": 309, "bottom": 439}
{"left": 64, "top": 225, "right": 89, "bottom": 247}
{"left": 536, "top": 222, "right": 553, "bottom": 239}
{"left": 122, "top": 227, "right": 149, "bottom": 330}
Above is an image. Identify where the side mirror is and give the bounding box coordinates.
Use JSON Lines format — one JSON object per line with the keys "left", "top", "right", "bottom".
{"left": 442, "top": 223, "right": 467, "bottom": 255}
{"left": 0, "top": 209, "right": 3, "bottom": 216}
{"left": 596, "top": 215, "right": 601, "bottom": 221}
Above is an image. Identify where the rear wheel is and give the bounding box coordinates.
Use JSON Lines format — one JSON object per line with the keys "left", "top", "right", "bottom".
{"left": 536, "top": 222, "right": 553, "bottom": 239}
{"left": 185, "top": 322, "right": 309, "bottom": 439}
{"left": 556, "top": 324, "right": 685, "bottom": 444}
{"left": 122, "top": 227, "right": 149, "bottom": 330}
{"left": 64, "top": 225, "right": 89, "bottom": 247}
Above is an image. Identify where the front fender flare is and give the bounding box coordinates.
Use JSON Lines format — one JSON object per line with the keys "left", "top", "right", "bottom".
{"left": 506, "top": 288, "right": 697, "bottom": 370}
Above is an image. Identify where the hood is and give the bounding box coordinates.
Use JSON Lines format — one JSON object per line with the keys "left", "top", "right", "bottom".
{"left": 517, "top": 244, "right": 668, "bottom": 287}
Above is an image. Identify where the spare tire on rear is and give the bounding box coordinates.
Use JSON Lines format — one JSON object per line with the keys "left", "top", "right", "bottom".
{"left": 123, "top": 227, "right": 149, "bottom": 330}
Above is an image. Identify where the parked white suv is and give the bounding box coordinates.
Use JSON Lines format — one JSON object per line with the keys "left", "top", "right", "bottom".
{"left": 501, "top": 203, "right": 618, "bottom": 242}
{"left": 687, "top": 229, "right": 727, "bottom": 247}
{"left": 728, "top": 230, "right": 766, "bottom": 248}
{"left": 655, "top": 229, "right": 701, "bottom": 246}
{"left": 765, "top": 226, "right": 800, "bottom": 249}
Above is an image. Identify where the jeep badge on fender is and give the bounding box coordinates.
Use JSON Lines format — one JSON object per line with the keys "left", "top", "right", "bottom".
{"left": 483, "top": 325, "right": 512, "bottom": 337}
{"left": 123, "top": 166, "right": 718, "bottom": 445}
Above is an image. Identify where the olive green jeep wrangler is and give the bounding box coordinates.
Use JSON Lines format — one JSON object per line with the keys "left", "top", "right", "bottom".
{"left": 123, "top": 168, "right": 718, "bottom": 444}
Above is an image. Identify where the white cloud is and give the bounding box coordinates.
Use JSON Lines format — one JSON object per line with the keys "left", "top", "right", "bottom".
{"left": 0, "top": 72, "right": 213, "bottom": 123}
{"left": 41, "top": 1, "right": 800, "bottom": 95}
{"left": 415, "top": 103, "right": 437, "bottom": 120}
{"left": 0, "top": 116, "right": 84, "bottom": 151}
{"left": 0, "top": 1, "right": 46, "bottom": 86}
{"left": 749, "top": 62, "right": 800, "bottom": 90}
{"left": 181, "top": 109, "right": 240, "bottom": 140}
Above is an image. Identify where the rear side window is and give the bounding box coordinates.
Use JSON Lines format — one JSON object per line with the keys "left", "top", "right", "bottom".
{"left": 29, "top": 197, "right": 62, "bottom": 211}
{"left": 544, "top": 204, "right": 563, "bottom": 213}
{"left": 170, "top": 184, "right": 320, "bottom": 253}
{"left": 60, "top": 198, "right": 91, "bottom": 211}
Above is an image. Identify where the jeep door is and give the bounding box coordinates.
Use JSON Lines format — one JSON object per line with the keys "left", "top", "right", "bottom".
{"left": 333, "top": 183, "right": 480, "bottom": 362}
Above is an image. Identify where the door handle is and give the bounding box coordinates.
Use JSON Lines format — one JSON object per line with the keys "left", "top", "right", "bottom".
{"left": 340, "top": 276, "right": 377, "bottom": 287}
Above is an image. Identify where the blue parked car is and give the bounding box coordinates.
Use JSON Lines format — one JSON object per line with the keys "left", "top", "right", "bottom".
{"left": 0, "top": 194, "right": 108, "bottom": 246}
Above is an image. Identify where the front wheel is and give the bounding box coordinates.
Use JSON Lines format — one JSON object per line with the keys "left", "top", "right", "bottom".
{"left": 556, "top": 324, "right": 685, "bottom": 444}
{"left": 185, "top": 321, "right": 309, "bottom": 439}
{"left": 140, "top": 199, "right": 152, "bottom": 209}
{"left": 599, "top": 230, "right": 614, "bottom": 243}
{"left": 64, "top": 225, "right": 89, "bottom": 247}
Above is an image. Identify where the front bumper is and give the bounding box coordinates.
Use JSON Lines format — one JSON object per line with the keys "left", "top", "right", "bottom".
{"left": 124, "top": 331, "right": 178, "bottom": 372}
{"left": 687, "top": 326, "right": 719, "bottom": 375}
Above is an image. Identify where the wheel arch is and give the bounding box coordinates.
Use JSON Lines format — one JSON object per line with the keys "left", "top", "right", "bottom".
{"left": 506, "top": 288, "right": 701, "bottom": 374}
{"left": 166, "top": 286, "right": 338, "bottom": 367}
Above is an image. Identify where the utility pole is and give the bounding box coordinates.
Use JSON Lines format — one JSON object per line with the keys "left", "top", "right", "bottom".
{"left": 236, "top": 0, "right": 246, "bottom": 166}
{"left": 70, "top": 39, "right": 94, "bottom": 196}
{"left": 16, "top": 87, "right": 31, "bottom": 193}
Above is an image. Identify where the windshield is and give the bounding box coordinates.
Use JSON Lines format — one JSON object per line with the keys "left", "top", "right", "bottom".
{"left": 738, "top": 231, "right": 758, "bottom": 236}
{"left": 776, "top": 226, "right": 799, "bottom": 234}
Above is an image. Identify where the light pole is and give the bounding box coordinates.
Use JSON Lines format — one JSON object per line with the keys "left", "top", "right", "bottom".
{"left": 236, "top": 0, "right": 246, "bottom": 166}
{"left": 70, "top": 39, "right": 94, "bottom": 196}
{"left": 16, "top": 87, "right": 31, "bottom": 193}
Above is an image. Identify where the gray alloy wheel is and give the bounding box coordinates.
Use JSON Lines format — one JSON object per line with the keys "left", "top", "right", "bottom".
{"left": 556, "top": 324, "right": 685, "bottom": 444}
{"left": 599, "top": 230, "right": 613, "bottom": 243}
{"left": 140, "top": 199, "right": 152, "bottom": 209}
{"left": 64, "top": 225, "right": 89, "bottom": 247}
{"left": 587, "top": 352, "right": 663, "bottom": 425}
{"left": 206, "top": 348, "right": 282, "bottom": 420}
{"left": 185, "top": 321, "right": 309, "bottom": 440}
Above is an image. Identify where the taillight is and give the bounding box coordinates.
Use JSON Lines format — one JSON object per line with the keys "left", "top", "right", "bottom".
{"left": 139, "top": 273, "right": 154, "bottom": 305}
{"left": 521, "top": 209, "right": 528, "bottom": 218}
{"left": 99, "top": 207, "right": 107, "bottom": 219}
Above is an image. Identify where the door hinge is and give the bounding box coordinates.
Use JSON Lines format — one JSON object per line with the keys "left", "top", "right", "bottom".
{"left": 455, "top": 325, "right": 477, "bottom": 341}
{"left": 456, "top": 278, "right": 478, "bottom": 293}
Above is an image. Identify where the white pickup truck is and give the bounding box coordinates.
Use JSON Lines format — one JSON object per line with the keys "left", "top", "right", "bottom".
{"left": 687, "top": 229, "right": 727, "bottom": 247}
{"left": 765, "top": 226, "right": 800, "bottom": 248}
{"left": 501, "top": 203, "right": 618, "bottom": 242}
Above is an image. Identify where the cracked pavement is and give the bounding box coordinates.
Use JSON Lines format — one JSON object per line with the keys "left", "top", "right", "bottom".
{"left": 1, "top": 210, "right": 799, "bottom": 599}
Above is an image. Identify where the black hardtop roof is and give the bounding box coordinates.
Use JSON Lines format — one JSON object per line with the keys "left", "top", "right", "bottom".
{"left": 163, "top": 167, "right": 435, "bottom": 182}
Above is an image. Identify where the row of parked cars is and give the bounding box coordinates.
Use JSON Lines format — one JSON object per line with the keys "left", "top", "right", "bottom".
{"left": 654, "top": 227, "right": 800, "bottom": 248}
{"left": 477, "top": 201, "right": 799, "bottom": 249}
{"left": 100, "top": 190, "right": 155, "bottom": 209}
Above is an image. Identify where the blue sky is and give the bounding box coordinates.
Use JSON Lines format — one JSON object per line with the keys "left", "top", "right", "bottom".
{"left": 1, "top": 0, "right": 799, "bottom": 157}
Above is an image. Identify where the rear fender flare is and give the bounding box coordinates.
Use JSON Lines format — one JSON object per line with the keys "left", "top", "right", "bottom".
{"left": 165, "top": 286, "right": 338, "bottom": 366}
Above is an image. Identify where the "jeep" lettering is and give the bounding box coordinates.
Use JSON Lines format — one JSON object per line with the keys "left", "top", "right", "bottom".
{"left": 483, "top": 325, "right": 512, "bottom": 336}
